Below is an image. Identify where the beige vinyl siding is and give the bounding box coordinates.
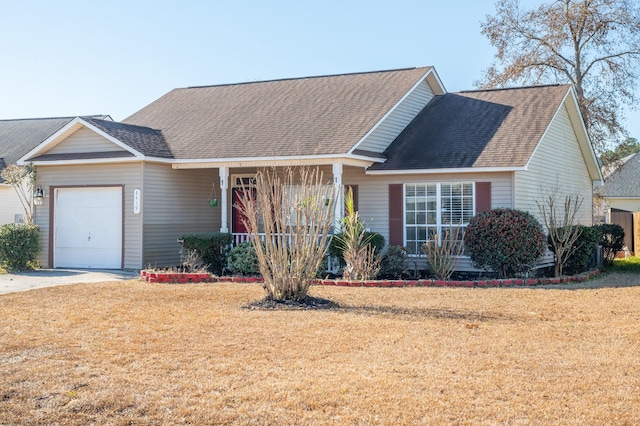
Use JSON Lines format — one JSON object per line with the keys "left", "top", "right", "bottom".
{"left": 46, "top": 127, "right": 127, "bottom": 154}
{"left": 0, "top": 186, "right": 25, "bottom": 224}
{"left": 33, "top": 163, "right": 143, "bottom": 269}
{"left": 514, "top": 103, "right": 593, "bottom": 225}
{"left": 343, "top": 167, "right": 513, "bottom": 245}
{"left": 356, "top": 80, "right": 435, "bottom": 153}
{"left": 142, "top": 164, "right": 218, "bottom": 267}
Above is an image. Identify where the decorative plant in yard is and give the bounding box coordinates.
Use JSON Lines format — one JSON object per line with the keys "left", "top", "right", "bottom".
{"left": 537, "top": 193, "right": 585, "bottom": 276}
{"left": 548, "top": 225, "right": 601, "bottom": 276}
{"left": 1, "top": 164, "right": 37, "bottom": 224}
{"left": 235, "top": 167, "right": 336, "bottom": 302}
{"left": 378, "top": 245, "right": 408, "bottom": 279}
{"left": 0, "top": 223, "right": 40, "bottom": 271}
{"left": 226, "top": 241, "right": 260, "bottom": 276}
{"left": 463, "top": 208, "right": 546, "bottom": 278}
{"left": 593, "top": 223, "right": 625, "bottom": 266}
{"left": 422, "top": 225, "right": 465, "bottom": 280}
{"left": 334, "top": 188, "right": 381, "bottom": 280}
{"left": 178, "top": 232, "right": 233, "bottom": 275}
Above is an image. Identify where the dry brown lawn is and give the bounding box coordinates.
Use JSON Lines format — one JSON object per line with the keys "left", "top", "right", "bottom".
{"left": 1, "top": 273, "right": 640, "bottom": 425}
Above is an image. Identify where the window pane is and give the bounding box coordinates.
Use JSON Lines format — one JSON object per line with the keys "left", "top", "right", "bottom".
{"left": 407, "top": 227, "right": 416, "bottom": 240}
{"left": 406, "top": 185, "right": 415, "bottom": 197}
{"left": 406, "top": 200, "right": 416, "bottom": 211}
{"left": 416, "top": 212, "right": 426, "bottom": 224}
{"left": 406, "top": 242, "right": 419, "bottom": 255}
{"left": 463, "top": 211, "right": 474, "bottom": 222}
{"left": 406, "top": 212, "right": 415, "bottom": 225}
{"left": 416, "top": 198, "right": 426, "bottom": 210}
{"left": 427, "top": 211, "right": 437, "bottom": 224}
{"left": 416, "top": 185, "right": 426, "bottom": 197}
{"left": 417, "top": 227, "right": 427, "bottom": 241}
{"left": 426, "top": 185, "right": 437, "bottom": 197}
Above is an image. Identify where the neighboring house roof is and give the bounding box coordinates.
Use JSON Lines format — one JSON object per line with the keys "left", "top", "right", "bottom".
{"left": 598, "top": 153, "right": 640, "bottom": 198}
{"left": 123, "top": 67, "right": 434, "bottom": 160}
{"left": 0, "top": 117, "right": 75, "bottom": 172}
{"left": 369, "top": 84, "right": 572, "bottom": 171}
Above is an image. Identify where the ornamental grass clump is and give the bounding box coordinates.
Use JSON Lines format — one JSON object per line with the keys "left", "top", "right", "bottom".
{"left": 421, "top": 225, "right": 465, "bottom": 280}
{"left": 463, "top": 208, "right": 546, "bottom": 278}
{"left": 334, "top": 188, "right": 381, "bottom": 281}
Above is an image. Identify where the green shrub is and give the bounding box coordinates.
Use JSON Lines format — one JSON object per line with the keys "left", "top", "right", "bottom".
{"left": 463, "top": 208, "right": 546, "bottom": 278}
{"left": 548, "top": 225, "right": 601, "bottom": 275}
{"left": 378, "top": 245, "right": 408, "bottom": 279}
{"left": 611, "top": 256, "right": 640, "bottom": 272}
{"left": 226, "top": 241, "right": 260, "bottom": 276}
{"left": 0, "top": 223, "right": 40, "bottom": 271}
{"left": 592, "top": 224, "right": 625, "bottom": 266}
{"left": 178, "top": 232, "right": 233, "bottom": 275}
{"left": 328, "top": 231, "right": 385, "bottom": 266}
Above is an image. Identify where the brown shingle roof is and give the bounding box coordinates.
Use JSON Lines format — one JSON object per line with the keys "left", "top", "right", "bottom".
{"left": 123, "top": 67, "right": 432, "bottom": 159}
{"left": 82, "top": 117, "right": 172, "bottom": 158}
{"left": 369, "top": 84, "right": 571, "bottom": 171}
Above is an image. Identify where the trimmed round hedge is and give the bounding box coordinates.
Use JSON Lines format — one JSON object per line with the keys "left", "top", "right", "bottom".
{"left": 463, "top": 208, "right": 546, "bottom": 278}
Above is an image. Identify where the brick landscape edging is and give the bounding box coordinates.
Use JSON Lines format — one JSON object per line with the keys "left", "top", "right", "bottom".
{"left": 308, "top": 270, "right": 600, "bottom": 287}
{"left": 141, "top": 270, "right": 600, "bottom": 287}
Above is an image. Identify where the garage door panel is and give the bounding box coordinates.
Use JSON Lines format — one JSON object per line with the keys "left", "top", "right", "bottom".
{"left": 55, "top": 228, "right": 91, "bottom": 249}
{"left": 54, "top": 187, "right": 122, "bottom": 269}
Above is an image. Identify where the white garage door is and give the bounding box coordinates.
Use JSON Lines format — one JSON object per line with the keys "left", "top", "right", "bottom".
{"left": 54, "top": 187, "right": 123, "bottom": 269}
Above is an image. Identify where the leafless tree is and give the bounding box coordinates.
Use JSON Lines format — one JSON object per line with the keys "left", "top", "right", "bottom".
{"left": 1, "top": 164, "right": 36, "bottom": 224}
{"left": 480, "top": 0, "right": 640, "bottom": 156}
{"left": 537, "top": 192, "right": 584, "bottom": 276}
{"left": 235, "top": 166, "right": 335, "bottom": 301}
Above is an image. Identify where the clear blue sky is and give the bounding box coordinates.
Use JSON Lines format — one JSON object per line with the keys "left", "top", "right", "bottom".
{"left": 1, "top": 0, "right": 638, "bottom": 144}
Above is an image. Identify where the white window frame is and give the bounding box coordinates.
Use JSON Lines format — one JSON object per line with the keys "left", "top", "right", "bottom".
{"left": 231, "top": 174, "right": 257, "bottom": 189}
{"left": 403, "top": 182, "right": 476, "bottom": 256}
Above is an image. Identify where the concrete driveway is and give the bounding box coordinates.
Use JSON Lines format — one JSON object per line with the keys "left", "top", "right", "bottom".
{"left": 0, "top": 269, "right": 138, "bottom": 294}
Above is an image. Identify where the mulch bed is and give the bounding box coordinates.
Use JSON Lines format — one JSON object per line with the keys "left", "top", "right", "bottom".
{"left": 246, "top": 296, "right": 339, "bottom": 310}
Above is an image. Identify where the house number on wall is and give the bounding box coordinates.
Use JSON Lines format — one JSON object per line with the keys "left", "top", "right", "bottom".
{"left": 133, "top": 189, "right": 141, "bottom": 214}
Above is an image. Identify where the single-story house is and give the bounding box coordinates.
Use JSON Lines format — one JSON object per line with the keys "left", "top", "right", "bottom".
{"left": 597, "top": 153, "right": 640, "bottom": 254}
{"left": 14, "top": 66, "right": 602, "bottom": 270}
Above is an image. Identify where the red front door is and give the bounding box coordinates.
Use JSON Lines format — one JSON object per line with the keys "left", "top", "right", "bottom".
{"left": 232, "top": 188, "right": 255, "bottom": 234}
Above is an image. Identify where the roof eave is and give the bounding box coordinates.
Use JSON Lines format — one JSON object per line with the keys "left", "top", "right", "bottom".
{"left": 17, "top": 117, "right": 145, "bottom": 164}
{"left": 171, "top": 153, "right": 381, "bottom": 169}
{"left": 366, "top": 166, "right": 526, "bottom": 175}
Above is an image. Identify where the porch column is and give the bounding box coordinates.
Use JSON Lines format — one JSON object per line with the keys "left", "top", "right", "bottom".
{"left": 219, "top": 166, "right": 229, "bottom": 233}
{"left": 333, "top": 163, "right": 343, "bottom": 230}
